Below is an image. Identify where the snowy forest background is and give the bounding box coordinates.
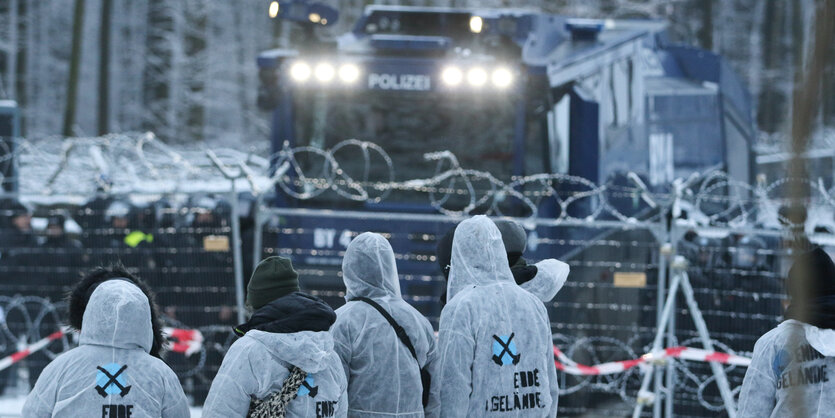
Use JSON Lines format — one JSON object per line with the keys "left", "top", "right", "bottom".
{"left": 0, "top": 0, "right": 832, "bottom": 151}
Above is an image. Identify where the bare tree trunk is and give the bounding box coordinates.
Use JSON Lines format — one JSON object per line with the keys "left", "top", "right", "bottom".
{"left": 236, "top": 4, "right": 250, "bottom": 140}
{"left": 757, "top": 0, "right": 788, "bottom": 133}
{"left": 170, "top": 0, "right": 183, "bottom": 140}
{"left": 98, "top": 0, "right": 112, "bottom": 135}
{"left": 63, "top": 0, "right": 85, "bottom": 137}
{"left": 7, "top": 0, "right": 19, "bottom": 100}
{"left": 791, "top": 0, "right": 833, "bottom": 159}
{"left": 698, "top": 0, "right": 714, "bottom": 50}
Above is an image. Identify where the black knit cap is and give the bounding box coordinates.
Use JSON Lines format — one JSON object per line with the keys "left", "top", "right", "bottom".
{"left": 246, "top": 256, "right": 300, "bottom": 310}
{"left": 787, "top": 247, "right": 835, "bottom": 300}
{"left": 494, "top": 220, "right": 527, "bottom": 254}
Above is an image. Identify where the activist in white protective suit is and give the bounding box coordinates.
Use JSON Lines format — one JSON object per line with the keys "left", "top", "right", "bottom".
{"left": 202, "top": 256, "right": 347, "bottom": 418}
{"left": 738, "top": 247, "right": 835, "bottom": 417}
{"left": 435, "top": 219, "right": 569, "bottom": 306}
{"left": 331, "top": 232, "right": 439, "bottom": 417}
{"left": 22, "top": 279, "right": 189, "bottom": 417}
{"left": 432, "top": 215, "right": 559, "bottom": 417}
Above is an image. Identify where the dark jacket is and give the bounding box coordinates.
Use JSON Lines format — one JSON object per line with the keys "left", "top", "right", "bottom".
{"left": 234, "top": 292, "right": 336, "bottom": 336}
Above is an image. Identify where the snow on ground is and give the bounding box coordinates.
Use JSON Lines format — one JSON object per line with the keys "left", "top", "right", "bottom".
{"left": 0, "top": 396, "right": 203, "bottom": 417}
{"left": 0, "top": 397, "right": 24, "bottom": 417}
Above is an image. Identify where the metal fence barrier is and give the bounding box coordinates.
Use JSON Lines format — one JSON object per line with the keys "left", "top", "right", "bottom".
{"left": 250, "top": 205, "right": 816, "bottom": 417}
{"left": 2, "top": 135, "right": 834, "bottom": 417}
{"left": 0, "top": 193, "right": 821, "bottom": 416}
{"left": 0, "top": 193, "right": 239, "bottom": 403}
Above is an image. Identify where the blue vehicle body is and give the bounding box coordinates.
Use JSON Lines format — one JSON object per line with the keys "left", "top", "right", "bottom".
{"left": 256, "top": 6, "right": 755, "bottom": 321}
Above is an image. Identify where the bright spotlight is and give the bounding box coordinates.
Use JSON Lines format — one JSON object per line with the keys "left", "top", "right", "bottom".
{"left": 314, "top": 63, "right": 335, "bottom": 82}
{"left": 469, "top": 16, "right": 483, "bottom": 33}
{"left": 268, "top": 1, "right": 279, "bottom": 19}
{"left": 308, "top": 13, "right": 321, "bottom": 23}
{"left": 338, "top": 64, "right": 360, "bottom": 83}
{"left": 289, "top": 61, "right": 311, "bottom": 82}
{"left": 467, "top": 67, "right": 487, "bottom": 87}
{"left": 491, "top": 67, "right": 513, "bottom": 88}
{"left": 441, "top": 66, "right": 463, "bottom": 86}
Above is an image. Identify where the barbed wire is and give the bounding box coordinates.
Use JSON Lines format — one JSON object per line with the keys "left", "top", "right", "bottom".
{"left": 0, "top": 295, "right": 237, "bottom": 390}
{"left": 3, "top": 133, "right": 265, "bottom": 196}
{"left": 4, "top": 134, "right": 834, "bottom": 230}
{"left": 552, "top": 332, "right": 750, "bottom": 411}
{"left": 0, "top": 296, "right": 70, "bottom": 362}
{"left": 2, "top": 133, "right": 820, "bottom": 417}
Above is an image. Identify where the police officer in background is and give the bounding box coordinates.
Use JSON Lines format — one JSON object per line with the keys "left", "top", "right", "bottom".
{"left": 29, "top": 210, "right": 86, "bottom": 387}
{"left": 83, "top": 200, "right": 133, "bottom": 266}
{"left": 0, "top": 198, "right": 37, "bottom": 395}
{"left": 178, "top": 195, "right": 234, "bottom": 327}
{"left": 0, "top": 198, "right": 36, "bottom": 265}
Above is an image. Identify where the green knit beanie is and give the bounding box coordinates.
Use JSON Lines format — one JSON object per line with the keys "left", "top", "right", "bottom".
{"left": 246, "top": 256, "right": 300, "bottom": 310}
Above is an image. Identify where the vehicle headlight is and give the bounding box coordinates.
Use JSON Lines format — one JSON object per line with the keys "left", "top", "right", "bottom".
{"left": 469, "top": 16, "right": 483, "bottom": 34}
{"left": 491, "top": 67, "right": 513, "bottom": 88}
{"left": 467, "top": 67, "right": 487, "bottom": 87}
{"left": 338, "top": 64, "right": 360, "bottom": 84}
{"left": 441, "top": 66, "right": 463, "bottom": 86}
{"left": 314, "top": 63, "right": 335, "bottom": 83}
{"left": 289, "top": 61, "right": 311, "bottom": 82}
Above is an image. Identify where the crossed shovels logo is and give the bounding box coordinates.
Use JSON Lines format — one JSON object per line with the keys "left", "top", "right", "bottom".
{"left": 298, "top": 375, "right": 319, "bottom": 398}
{"left": 95, "top": 363, "right": 132, "bottom": 398}
{"left": 492, "top": 333, "right": 521, "bottom": 366}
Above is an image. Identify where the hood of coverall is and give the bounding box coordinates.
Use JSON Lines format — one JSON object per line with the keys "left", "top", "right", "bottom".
{"left": 79, "top": 280, "right": 153, "bottom": 353}
{"left": 447, "top": 215, "right": 515, "bottom": 301}
{"left": 343, "top": 232, "right": 402, "bottom": 301}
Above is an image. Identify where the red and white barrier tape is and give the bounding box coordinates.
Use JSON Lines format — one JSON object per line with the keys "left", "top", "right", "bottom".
{"left": 3, "top": 328, "right": 749, "bottom": 376}
{"left": 0, "top": 327, "right": 205, "bottom": 371}
{"left": 163, "top": 327, "right": 204, "bottom": 357}
{"left": 0, "top": 327, "right": 67, "bottom": 371}
{"left": 553, "top": 345, "right": 751, "bottom": 376}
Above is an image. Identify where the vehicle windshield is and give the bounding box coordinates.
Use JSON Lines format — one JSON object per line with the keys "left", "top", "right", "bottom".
{"left": 291, "top": 89, "right": 518, "bottom": 210}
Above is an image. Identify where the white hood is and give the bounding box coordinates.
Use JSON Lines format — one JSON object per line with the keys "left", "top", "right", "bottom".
{"left": 79, "top": 280, "right": 153, "bottom": 353}
{"left": 523, "top": 259, "right": 570, "bottom": 302}
{"left": 342, "top": 232, "right": 401, "bottom": 301}
{"left": 447, "top": 215, "right": 515, "bottom": 301}
{"left": 247, "top": 330, "right": 335, "bottom": 373}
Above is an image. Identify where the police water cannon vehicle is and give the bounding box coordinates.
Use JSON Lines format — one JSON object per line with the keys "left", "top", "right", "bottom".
{"left": 258, "top": 4, "right": 754, "bottom": 187}
{"left": 255, "top": 4, "right": 756, "bottom": 321}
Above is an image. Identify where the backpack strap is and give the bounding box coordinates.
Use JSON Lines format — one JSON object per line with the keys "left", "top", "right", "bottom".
{"left": 353, "top": 297, "right": 432, "bottom": 408}
{"left": 352, "top": 297, "right": 419, "bottom": 363}
{"left": 248, "top": 366, "right": 307, "bottom": 418}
